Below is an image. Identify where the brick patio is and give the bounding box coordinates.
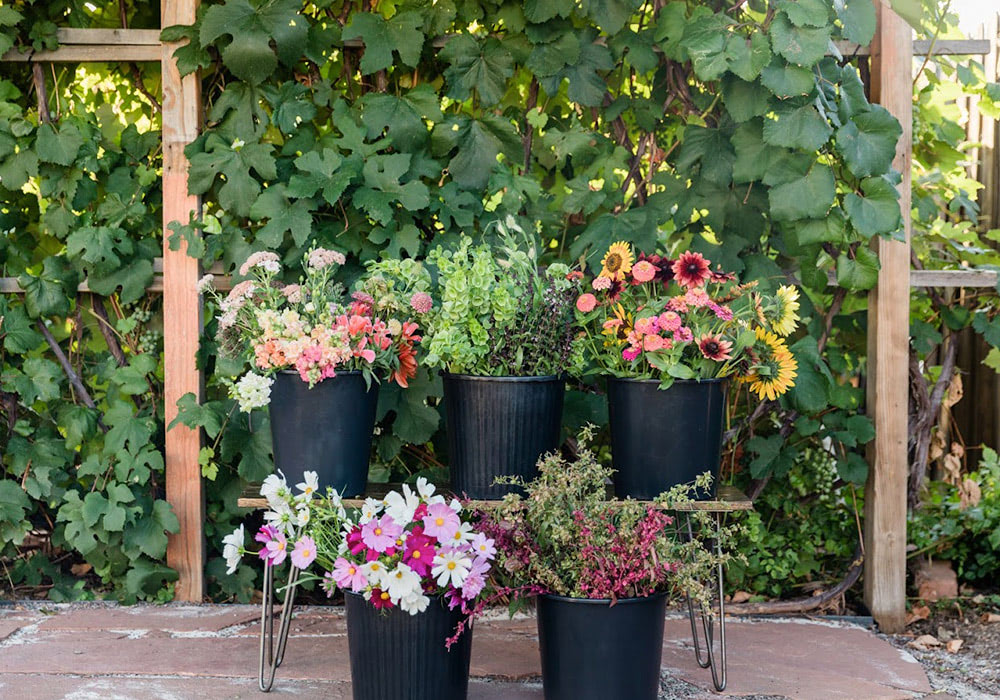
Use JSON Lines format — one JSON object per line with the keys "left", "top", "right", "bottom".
{"left": 0, "top": 603, "right": 939, "bottom": 699}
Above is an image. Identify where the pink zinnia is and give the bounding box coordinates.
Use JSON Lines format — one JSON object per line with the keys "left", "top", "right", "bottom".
{"left": 255, "top": 525, "right": 288, "bottom": 566}
{"left": 684, "top": 287, "right": 710, "bottom": 308}
{"left": 423, "top": 502, "right": 461, "bottom": 543}
{"left": 592, "top": 276, "right": 612, "bottom": 291}
{"left": 576, "top": 293, "right": 598, "bottom": 313}
{"left": 290, "top": 536, "right": 317, "bottom": 569}
{"left": 361, "top": 515, "right": 403, "bottom": 553}
{"left": 623, "top": 347, "right": 640, "bottom": 361}
{"left": 631, "top": 260, "right": 656, "bottom": 284}
{"left": 332, "top": 556, "right": 368, "bottom": 592}
{"left": 643, "top": 334, "right": 665, "bottom": 352}
{"left": 403, "top": 529, "right": 437, "bottom": 576}
{"left": 410, "top": 292, "right": 433, "bottom": 314}
{"left": 634, "top": 316, "right": 659, "bottom": 335}
{"left": 657, "top": 311, "right": 682, "bottom": 332}
{"left": 675, "top": 326, "right": 694, "bottom": 343}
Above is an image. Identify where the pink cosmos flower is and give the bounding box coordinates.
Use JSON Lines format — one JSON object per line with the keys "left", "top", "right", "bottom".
{"left": 470, "top": 533, "right": 496, "bottom": 561}
{"left": 631, "top": 260, "right": 657, "bottom": 283}
{"left": 423, "top": 502, "right": 461, "bottom": 543}
{"left": 576, "top": 293, "right": 598, "bottom": 313}
{"left": 332, "top": 556, "right": 368, "bottom": 592}
{"left": 403, "top": 529, "right": 437, "bottom": 577}
{"left": 410, "top": 292, "right": 433, "bottom": 314}
{"left": 255, "top": 525, "right": 288, "bottom": 566}
{"left": 623, "top": 347, "right": 640, "bottom": 361}
{"left": 361, "top": 515, "right": 403, "bottom": 553}
{"left": 290, "top": 536, "right": 317, "bottom": 569}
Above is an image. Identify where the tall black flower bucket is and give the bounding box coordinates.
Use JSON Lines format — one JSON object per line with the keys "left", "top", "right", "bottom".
{"left": 607, "top": 377, "right": 727, "bottom": 500}
{"left": 442, "top": 373, "right": 564, "bottom": 499}
{"left": 537, "top": 593, "right": 668, "bottom": 700}
{"left": 345, "top": 592, "right": 473, "bottom": 700}
{"left": 268, "top": 370, "right": 377, "bottom": 496}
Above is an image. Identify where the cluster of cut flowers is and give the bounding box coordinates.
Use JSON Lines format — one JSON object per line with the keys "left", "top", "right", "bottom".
{"left": 222, "top": 473, "right": 496, "bottom": 617}
{"left": 574, "top": 242, "right": 800, "bottom": 400}
{"left": 326, "top": 479, "right": 495, "bottom": 615}
{"left": 199, "top": 247, "right": 426, "bottom": 412}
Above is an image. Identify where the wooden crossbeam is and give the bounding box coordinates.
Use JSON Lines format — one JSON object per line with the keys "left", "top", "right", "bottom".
{"left": 2, "top": 28, "right": 161, "bottom": 62}
{"left": 835, "top": 38, "right": 992, "bottom": 56}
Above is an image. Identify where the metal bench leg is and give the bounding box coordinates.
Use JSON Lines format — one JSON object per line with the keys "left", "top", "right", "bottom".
{"left": 684, "top": 512, "right": 728, "bottom": 691}
{"left": 258, "top": 564, "right": 300, "bottom": 692}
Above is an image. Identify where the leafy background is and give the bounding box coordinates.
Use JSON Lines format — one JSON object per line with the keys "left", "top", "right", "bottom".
{"left": 1, "top": 0, "right": 998, "bottom": 602}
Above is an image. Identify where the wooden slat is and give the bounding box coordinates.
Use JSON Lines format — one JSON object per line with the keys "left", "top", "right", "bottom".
{"left": 0, "top": 262, "right": 229, "bottom": 295}
{"left": 864, "top": 0, "right": 912, "bottom": 636}
{"left": 834, "top": 38, "right": 991, "bottom": 56}
{"left": 162, "top": 0, "right": 204, "bottom": 604}
{"left": 2, "top": 28, "right": 161, "bottom": 62}
{"left": 57, "top": 28, "right": 161, "bottom": 45}
{"left": 909, "top": 269, "right": 999, "bottom": 287}
{"left": 237, "top": 484, "right": 753, "bottom": 512}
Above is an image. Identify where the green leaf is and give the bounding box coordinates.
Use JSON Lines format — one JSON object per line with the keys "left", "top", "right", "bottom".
{"left": 836, "top": 0, "right": 877, "bottom": 45}
{"left": 437, "top": 115, "right": 520, "bottom": 191}
{"left": 545, "top": 35, "right": 615, "bottom": 107}
{"left": 836, "top": 246, "right": 880, "bottom": 290}
{"left": 836, "top": 452, "right": 868, "bottom": 484}
{"left": 569, "top": 208, "right": 656, "bottom": 267}
{"left": 763, "top": 104, "right": 833, "bottom": 151}
{"left": 768, "top": 165, "right": 836, "bottom": 220}
{"left": 200, "top": 0, "right": 307, "bottom": 83}
{"left": 794, "top": 211, "right": 848, "bottom": 245}
{"left": 441, "top": 35, "right": 513, "bottom": 107}
{"left": 377, "top": 368, "right": 441, "bottom": 444}
{"left": 722, "top": 77, "right": 772, "bottom": 122}
{"left": 354, "top": 153, "right": 429, "bottom": 226}
{"left": 0, "top": 480, "right": 30, "bottom": 528}
{"left": 0, "top": 148, "right": 39, "bottom": 190}
{"left": 973, "top": 311, "right": 1000, "bottom": 347}
{"left": 844, "top": 176, "right": 901, "bottom": 237}
{"left": 761, "top": 60, "right": 816, "bottom": 98}
{"left": 523, "top": 0, "right": 574, "bottom": 23}
{"left": 342, "top": 11, "right": 424, "bottom": 75}
{"left": 578, "top": 0, "right": 641, "bottom": 34}
{"left": 87, "top": 258, "right": 154, "bottom": 306}
{"left": 103, "top": 401, "right": 153, "bottom": 456}
{"left": 287, "top": 148, "right": 359, "bottom": 204}
{"left": 124, "top": 500, "right": 180, "bottom": 559}
{"left": 111, "top": 354, "right": 157, "bottom": 396}
{"left": 187, "top": 135, "right": 276, "bottom": 217}
{"left": 725, "top": 33, "right": 772, "bottom": 82}
{"left": 835, "top": 106, "right": 901, "bottom": 178}
{"left": 0, "top": 303, "right": 42, "bottom": 352}
{"left": 889, "top": 0, "right": 924, "bottom": 30}
{"left": 21, "top": 357, "right": 62, "bottom": 402}
{"left": 249, "top": 184, "right": 313, "bottom": 247}
{"left": 18, "top": 257, "right": 79, "bottom": 318}
{"left": 746, "top": 434, "right": 784, "bottom": 478}
{"left": 36, "top": 123, "right": 84, "bottom": 166}
{"left": 779, "top": 0, "right": 831, "bottom": 27}
{"left": 770, "top": 12, "right": 832, "bottom": 67}
{"left": 362, "top": 85, "right": 443, "bottom": 151}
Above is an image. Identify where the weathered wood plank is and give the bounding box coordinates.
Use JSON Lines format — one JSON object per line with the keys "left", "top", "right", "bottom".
{"left": 2, "top": 45, "right": 161, "bottom": 62}
{"left": 162, "top": 0, "right": 204, "bottom": 603}
{"left": 864, "top": 0, "right": 912, "bottom": 635}
{"left": 0, "top": 263, "right": 228, "bottom": 295}
{"left": 834, "top": 38, "right": 991, "bottom": 56}
{"left": 909, "top": 269, "right": 999, "bottom": 288}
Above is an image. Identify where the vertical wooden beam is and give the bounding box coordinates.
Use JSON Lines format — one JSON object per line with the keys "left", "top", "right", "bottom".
{"left": 162, "top": 0, "right": 204, "bottom": 602}
{"left": 864, "top": 0, "right": 912, "bottom": 634}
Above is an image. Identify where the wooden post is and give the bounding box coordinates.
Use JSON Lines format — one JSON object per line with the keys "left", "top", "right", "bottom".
{"left": 864, "top": 0, "right": 912, "bottom": 634}
{"left": 162, "top": 0, "right": 204, "bottom": 602}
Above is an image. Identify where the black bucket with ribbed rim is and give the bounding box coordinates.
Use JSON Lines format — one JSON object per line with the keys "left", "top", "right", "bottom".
{"left": 536, "top": 592, "right": 668, "bottom": 700}
{"left": 442, "top": 373, "right": 564, "bottom": 499}
{"left": 344, "top": 591, "right": 473, "bottom": 700}
{"left": 268, "top": 370, "right": 377, "bottom": 496}
{"left": 606, "top": 376, "right": 727, "bottom": 500}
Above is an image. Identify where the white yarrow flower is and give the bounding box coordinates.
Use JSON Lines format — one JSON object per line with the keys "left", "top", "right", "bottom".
{"left": 231, "top": 373, "right": 274, "bottom": 413}
{"left": 432, "top": 549, "right": 472, "bottom": 588}
{"left": 196, "top": 274, "right": 215, "bottom": 294}
{"left": 222, "top": 524, "right": 245, "bottom": 575}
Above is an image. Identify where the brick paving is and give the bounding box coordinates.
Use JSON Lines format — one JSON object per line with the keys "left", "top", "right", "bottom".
{"left": 0, "top": 603, "right": 936, "bottom": 699}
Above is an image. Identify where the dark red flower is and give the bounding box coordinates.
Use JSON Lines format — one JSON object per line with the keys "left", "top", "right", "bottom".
{"left": 671, "top": 252, "right": 712, "bottom": 289}
{"left": 370, "top": 588, "right": 394, "bottom": 610}
{"left": 697, "top": 333, "right": 733, "bottom": 361}
{"left": 635, "top": 253, "right": 674, "bottom": 286}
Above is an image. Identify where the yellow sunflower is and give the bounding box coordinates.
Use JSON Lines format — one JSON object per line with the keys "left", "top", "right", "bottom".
{"left": 601, "top": 303, "right": 634, "bottom": 346}
{"left": 744, "top": 327, "right": 798, "bottom": 401}
{"left": 600, "top": 241, "right": 634, "bottom": 281}
{"left": 772, "top": 285, "right": 801, "bottom": 336}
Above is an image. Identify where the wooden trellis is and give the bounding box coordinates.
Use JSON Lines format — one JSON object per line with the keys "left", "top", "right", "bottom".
{"left": 1, "top": 0, "right": 992, "bottom": 632}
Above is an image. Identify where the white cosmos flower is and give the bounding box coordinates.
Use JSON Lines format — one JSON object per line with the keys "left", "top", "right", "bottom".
{"left": 296, "top": 506, "right": 310, "bottom": 528}
{"left": 432, "top": 549, "right": 472, "bottom": 588}
{"left": 385, "top": 563, "right": 422, "bottom": 603}
{"left": 416, "top": 477, "right": 435, "bottom": 500}
{"left": 222, "top": 524, "right": 245, "bottom": 575}
{"left": 448, "top": 521, "right": 475, "bottom": 546}
{"left": 359, "top": 497, "right": 383, "bottom": 524}
{"left": 263, "top": 502, "right": 296, "bottom": 536}
{"left": 400, "top": 591, "right": 430, "bottom": 615}
{"left": 261, "top": 473, "right": 291, "bottom": 508}
{"left": 362, "top": 560, "right": 388, "bottom": 588}
{"left": 383, "top": 485, "right": 419, "bottom": 525}
{"left": 296, "top": 471, "right": 319, "bottom": 501}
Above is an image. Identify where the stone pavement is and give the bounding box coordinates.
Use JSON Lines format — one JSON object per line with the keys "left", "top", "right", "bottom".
{"left": 0, "top": 602, "right": 939, "bottom": 700}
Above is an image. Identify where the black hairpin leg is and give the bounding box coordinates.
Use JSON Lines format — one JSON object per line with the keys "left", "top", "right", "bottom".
{"left": 258, "top": 563, "right": 300, "bottom": 692}
{"left": 683, "top": 512, "right": 727, "bottom": 692}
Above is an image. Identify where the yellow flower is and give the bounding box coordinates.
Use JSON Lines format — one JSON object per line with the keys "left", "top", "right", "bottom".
{"left": 600, "top": 303, "right": 634, "bottom": 346}
{"left": 772, "top": 285, "right": 800, "bottom": 337}
{"left": 600, "top": 241, "right": 634, "bottom": 281}
{"left": 744, "top": 327, "right": 797, "bottom": 401}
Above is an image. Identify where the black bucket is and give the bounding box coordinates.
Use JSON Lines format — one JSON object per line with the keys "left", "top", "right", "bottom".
{"left": 607, "top": 377, "right": 727, "bottom": 500}
{"left": 536, "top": 593, "right": 668, "bottom": 700}
{"left": 345, "top": 591, "right": 473, "bottom": 700}
{"left": 442, "top": 373, "right": 564, "bottom": 499}
{"left": 268, "top": 370, "right": 377, "bottom": 496}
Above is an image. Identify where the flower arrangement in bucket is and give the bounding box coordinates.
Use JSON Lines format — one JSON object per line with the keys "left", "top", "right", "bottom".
{"left": 361, "top": 217, "right": 583, "bottom": 498}
{"left": 473, "top": 427, "right": 739, "bottom": 700}
{"left": 198, "top": 248, "right": 425, "bottom": 493}
{"left": 223, "top": 473, "right": 494, "bottom": 700}
{"left": 574, "top": 242, "right": 802, "bottom": 498}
